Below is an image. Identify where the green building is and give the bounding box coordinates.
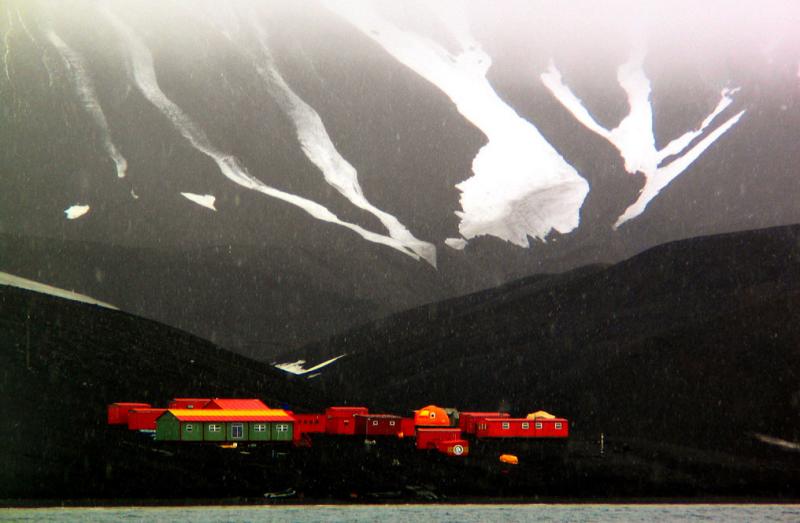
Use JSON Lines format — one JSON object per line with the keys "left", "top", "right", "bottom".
{"left": 155, "top": 409, "right": 295, "bottom": 443}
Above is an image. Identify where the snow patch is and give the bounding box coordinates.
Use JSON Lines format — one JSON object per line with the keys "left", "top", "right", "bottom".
{"left": 273, "top": 355, "right": 345, "bottom": 376}
{"left": 326, "top": 0, "right": 589, "bottom": 249}
{"left": 542, "top": 50, "right": 745, "bottom": 227}
{"left": 64, "top": 205, "right": 89, "bottom": 219}
{"left": 181, "top": 192, "right": 217, "bottom": 211}
{"left": 0, "top": 271, "right": 117, "bottom": 309}
{"left": 104, "top": 7, "right": 429, "bottom": 264}
{"left": 445, "top": 237, "right": 467, "bottom": 250}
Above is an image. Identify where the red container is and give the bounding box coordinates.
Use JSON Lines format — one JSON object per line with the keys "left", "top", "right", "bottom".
{"left": 127, "top": 408, "right": 168, "bottom": 430}
{"left": 475, "top": 418, "right": 569, "bottom": 439}
{"left": 416, "top": 427, "right": 463, "bottom": 450}
{"left": 435, "top": 439, "right": 469, "bottom": 457}
{"left": 458, "top": 412, "right": 509, "bottom": 434}
{"left": 325, "top": 407, "right": 368, "bottom": 435}
{"left": 355, "top": 414, "right": 403, "bottom": 436}
{"left": 107, "top": 403, "right": 151, "bottom": 425}
{"left": 168, "top": 398, "right": 210, "bottom": 410}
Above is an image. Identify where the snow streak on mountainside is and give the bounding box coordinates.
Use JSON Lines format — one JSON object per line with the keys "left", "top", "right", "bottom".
{"left": 273, "top": 354, "right": 345, "bottom": 375}
{"left": 46, "top": 30, "right": 128, "bottom": 180}
{"left": 0, "top": 271, "right": 117, "bottom": 309}
{"left": 102, "top": 6, "right": 429, "bottom": 264}
{"left": 200, "top": 3, "right": 436, "bottom": 265}
{"left": 180, "top": 192, "right": 217, "bottom": 211}
{"left": 326, "top": 0, "right": 590, "bottom": 249}
{"left": 541, "top": 50, "right": 746, "bottom": 227}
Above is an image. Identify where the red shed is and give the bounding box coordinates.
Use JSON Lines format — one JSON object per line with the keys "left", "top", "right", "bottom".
{"left": 127, "top": 408, "right": 168, "bottom": 431}
{"left": 168, "top": 398, "right": 210, "bottom": 410}
{"left": 203, "top": 398, "right": 269, "bottom": 410}
{"left": 416, "top": 427, "right": 463, "bottom": 450}
{"left": 355, "top": 414, "right": 403, "bottom": 437}
{"left": 458, "top": 412, "right": 509, "bottom": 434}
{"left": 475, "top": 417, "right": 569, "bottom": 439}
{"left": 107, "top": 402, "right": 151, "bottom": 425}
{"left": 325, "top": 406, "right": 368, "bottom": 435}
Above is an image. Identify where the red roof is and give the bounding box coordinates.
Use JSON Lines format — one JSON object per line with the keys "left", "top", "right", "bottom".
{"left": 204, "top": 398, "right": 269, "bottom": 410}
{"left": 163, "top": 409, "right": 294, "bottom": 422}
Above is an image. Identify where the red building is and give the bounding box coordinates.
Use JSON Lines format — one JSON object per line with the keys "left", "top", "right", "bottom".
{"left": 400, "top": 417, "right": 416, "bottom": 437}
{"left": 293, "top": 413, "right": 327, "bottom": 438}
{"left": 416, "top": 427, "right": 463, "bottom": 450}
{"left": 355, "top": 414, "right": 403, "bottom": 436}
{"left": 325, "top": 406, "right": 369, "bottom": 435}
{"left": 107, "top": 402, "right": 151, "bottom": 425}
{"left": 168, "top": 398, "right": 210, "bottom": 410}
{"left": 127, "top": 408, "right": 168, "bottom": 430}
{"left": 203, "top": 398, "right": 269, "bottom": 410}
{"left": 474, "top": 417, "right": 569, "bottom": 438}
{"left": 458, "top": 412, "right": 509, "bottom": 434}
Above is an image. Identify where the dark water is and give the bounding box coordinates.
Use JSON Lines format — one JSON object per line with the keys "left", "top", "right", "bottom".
{"left": 3, "top": 505, "right": 800, "bottom": 522}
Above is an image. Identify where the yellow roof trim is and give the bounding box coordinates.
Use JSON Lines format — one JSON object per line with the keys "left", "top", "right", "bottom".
{"left": 167, "top": 409, "right": 291, "bottom": 418}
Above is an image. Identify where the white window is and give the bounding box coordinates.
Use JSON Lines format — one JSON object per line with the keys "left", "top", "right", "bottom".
{"left": 555, "top": 422, "right": 563, "bottom": 430}
{"left": 535, "top": 422, "right": 543, "bottom": 429}
{"left": 208, "top": 424, "right": 221, "bottom": 433}
{"left": 276, "top": 424, "right": 288, "bottom": 432}
{"left": 389, "top": 421, "right": 396, "bottom": 427}
{"left": 522, "top": 422, "right": 530, "bottom": 430}
{"left": 253, "top": 424, "right": 267, "bottom": 432}
{"left": 231, "top": 423, "right": 244, "bottom": 439}
{"left": 372, "top": 420, "right": 379, "bottom": 426}
{"left": 429, "top": 412, "right": 436, "bottom": 419}
{"left": 184, "top": 424, "right": 193, "bottom": 432}
{"left": 502, "top": 422, "right": 510, "bottom": 430}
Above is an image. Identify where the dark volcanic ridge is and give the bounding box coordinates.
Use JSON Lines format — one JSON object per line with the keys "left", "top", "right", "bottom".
{"left": 293, "top": 224, "right": 800, "bottom": 456}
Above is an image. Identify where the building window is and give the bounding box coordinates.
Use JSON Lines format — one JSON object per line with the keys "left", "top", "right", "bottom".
{"left": 184, "top": 424, "right": 193, "bottom": 432}
{"left": 389, "top": 421, "right": 396, "bottom": 426}
{"left": 231, "top": 423, "right": 244, "bottom": 439}
{"left": 275, "top": 424, "right": 288, "bottom": 432}
{"left": 253, "top": 424, "right": 266, "bottom": 432}
{"left": 502, "top": 422, "right": 510, "bottom": 430}
{"left": 372, "top": 420, "right": 379, "bottom": 426}
{"left": 429, "top": 412, "right": 436, "bottom": 419}
{"left": 535, "top": 422, "right": 543, "bottom": 429}
{"left": 555, "top": 422, "right": 563, "bottom": 430}
{"left": 522, "top": 422, "right": 530, "bottom": 430}
{"left": 208, "top": 424, "right": 221, "bottom": 433}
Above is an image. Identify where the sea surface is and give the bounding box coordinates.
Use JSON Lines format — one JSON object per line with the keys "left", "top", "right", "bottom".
{"left": 2, "top": 504, "right": 800, "bottom": 522}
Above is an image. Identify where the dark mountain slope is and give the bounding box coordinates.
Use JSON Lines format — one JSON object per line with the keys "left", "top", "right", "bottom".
{"left": 304, "top": 224, "right": 800, "bottom": 454}
{"left": 0, "top": 284, "right": 322, "bottom": 498}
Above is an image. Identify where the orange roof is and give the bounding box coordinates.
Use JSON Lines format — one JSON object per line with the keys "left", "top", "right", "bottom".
{"left": 414, "top": 405, "right": 451, "bottom": 426}
{"left": 163, "top": 409, "right": 294, "bottom": 422}
{"left": 204, "top": 398, "right": 269, "bottom": 410}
